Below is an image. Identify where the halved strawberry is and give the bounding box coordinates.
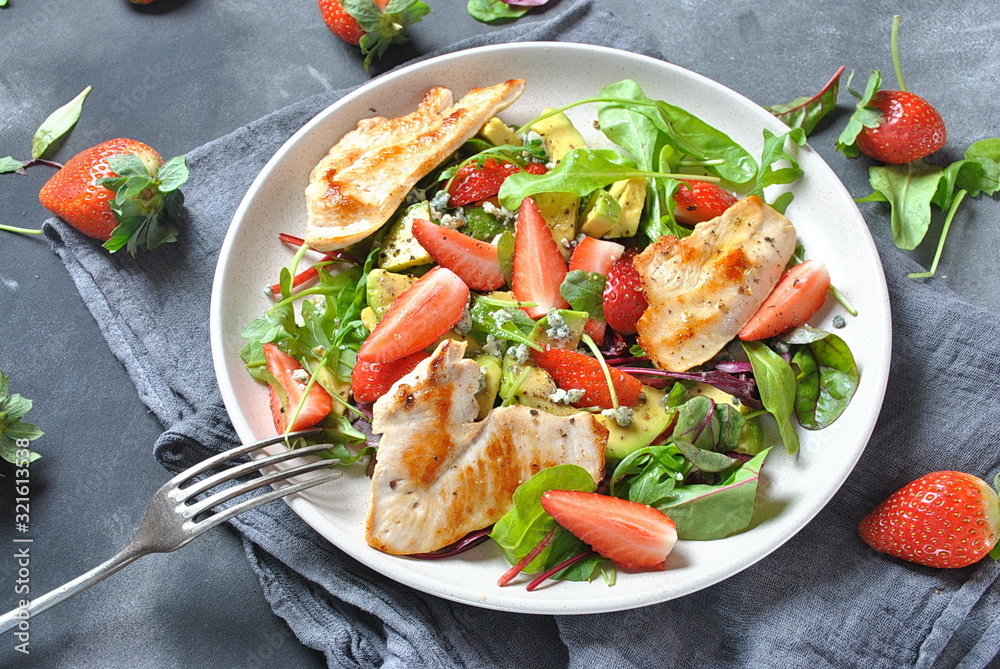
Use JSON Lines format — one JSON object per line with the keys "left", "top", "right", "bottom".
{"left": 410, "top": 217, "right": 505, "bottom": 291}
{"left": 351, "top": 351, "right": 429, "bottom": 403}
{"left": 448, "top": 158, "right": 546, "bottom": 207}
{"left": 602, "top": 250, "right": 648, "bottom": 336}
{"left": 263, "top": 343, "right": 333, "bottom": 433}
{"left": 739, "top": 259, "right": 830, "bottom": 341}
{"left": 357, "top": 266, "right": 469, "bottom": 363}
{"left": 673, "top": 180, "right": 738, "bottom": 225}
{"left": 540, "top": 490, "right": 678, "bottom": 572}
{"left": 531, "top": 346, "right": 642, "bottom": 409}
{"left": 567, "top": 236, "right": 625, "bottom": 345}
{"left": 511, "top": 197, "right": 569, "bottom": 319}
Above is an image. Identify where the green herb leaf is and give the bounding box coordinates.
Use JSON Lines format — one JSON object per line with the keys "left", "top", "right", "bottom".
{"left": 498, "top": 148, "right": 639, "bottom": 210}
{"left": 743, "top": 341, "right": 799, "bottom": 454}
{"left": 0, "top": 369, "right": 43, "bottom": 465}
{"left": 765, "top": 66, "right": 845, "bottom": 136}
{"left": 31, "top": 85, "right": 92, "bottom": 159}
{"left": 750, "top": 127, "right": 807, "bottom": 212}
{"left": 559, "top": 270, "right": 606, "bottom": 321}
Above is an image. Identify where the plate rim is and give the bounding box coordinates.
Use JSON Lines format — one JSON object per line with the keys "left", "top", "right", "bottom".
{"left": 210, "top": 41, "right": 892, "bottom": 615}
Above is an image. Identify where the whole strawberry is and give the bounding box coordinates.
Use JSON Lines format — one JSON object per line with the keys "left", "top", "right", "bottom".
{"left": 836, "top": 17, "right": 947, "bottom": 164}
{"left": 38, "top": 138, "right": 188, "bottom": 255}
{"left": 858, "top": 471, "right": 1000, "bottom": 569}
{"left": 317, "top": 0, "right": 430, "bottom": 70}
{"left": 848, "top": 87, "right": 946, "bottom": 164}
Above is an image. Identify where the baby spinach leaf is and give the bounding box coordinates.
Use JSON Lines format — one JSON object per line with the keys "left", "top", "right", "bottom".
{"left": 655, "top": 449, "right": 770, "bottom": 540}
{"left": 31, "top": 85, "right": 92, "bottom": 159}
{"left": 489, "top": 464, "right": 597, "bottom": 572}
{"left": 744, "top": 341, "right": 799, "bottom": 454}
{"left": 791, "top": 331, "right": 859, "bottom": 430}
{"left": 596, "top": 80, "right": 662, "bottom": 171}
{"left": 559, "top": 270, "right": 606, "bottom": 321}
{"left": 865, "top": 160, "right": 944, "bottom": 250}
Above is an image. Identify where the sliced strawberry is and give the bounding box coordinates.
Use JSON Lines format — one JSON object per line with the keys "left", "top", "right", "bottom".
{"left": 351, "top": 351, "right": 429, "bottom": 403}
{"left": 262, "top": 343, "right": 333, "bottom": 432}
{"left": 531, "top": 346, "right": 642, "bottom": 409}
{"left": 511, "top": 197, "right": 569, "bottom": 319}
{"left": 357, "top": 266, "right": 469, "bottom": 363}
{"left": 410, "top": 217, "right": 505, "bottom": 291}
{"left": 567, "top": 236, "right": 625, "bottom": 345}
{"left": 540, "top": 490, "right": 678, "bottom": 572}
{"left": 603, "top": 250, "right": 648, "bottom": 336}
{"left": 739, "top": 259, "right": 830, "bottom": 341}
{"left": 446, "top": 158, "right": 531, "bottom": 207}
{"left": 672, "top": 180, "right": 738, "bottom": 225}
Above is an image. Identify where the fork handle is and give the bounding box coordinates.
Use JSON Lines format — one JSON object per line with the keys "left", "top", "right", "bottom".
{"left": 0, "top": 541, "right": 152, "bottom": 635}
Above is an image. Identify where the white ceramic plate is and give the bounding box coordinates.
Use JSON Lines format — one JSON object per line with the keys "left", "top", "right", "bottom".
{"left": 210, "top": 42, "right": 891, "bottom": 615}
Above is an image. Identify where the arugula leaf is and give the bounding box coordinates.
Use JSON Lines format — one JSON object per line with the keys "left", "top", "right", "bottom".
{"left": 765, "top": 66, "right": 845, "bottom": 136}
{"left": 610, "top": 443, "right": 688, "bottom": 504}
{"left": 0, "top": 369, "right": 43, "bottom": 465}
{"left": 489, "top": 464, "right": 597, "bottom": 572}
{"left": 750, "top": 127, "right": 807, "bottom": 213}
{"left": 559, "top": 270, "right": 606, "bottom": 321}
{"left": 789, "top": 329, "right": 859, "bottom": 429}
{"left": 836, "top": 70, "right": 884, "bottom": 158}
{"left": 743, "top": 341, "right": 799, "bottom": 454}
{"left": 497, "top": 148, "right": 638, "bottom": 209}
{"left": 466, "top": 0, "right": 529, "bottom": 23}
{"left": 31, "top": 85, "right": 92, "bottom": 159}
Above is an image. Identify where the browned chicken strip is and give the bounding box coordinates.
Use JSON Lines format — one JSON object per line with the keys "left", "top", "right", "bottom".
{"left": 634, "top": 196, "right": 797, "bottom": 372}
{"left": 304, "top": 80, "right": 526, "bottom": 251}
{"left": 366, "top": 339, "right": 607, "bottom": 555}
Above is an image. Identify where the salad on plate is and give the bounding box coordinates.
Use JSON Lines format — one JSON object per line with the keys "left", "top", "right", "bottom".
{"left": 237, "top": 77, "right": 860, "bottom": 589}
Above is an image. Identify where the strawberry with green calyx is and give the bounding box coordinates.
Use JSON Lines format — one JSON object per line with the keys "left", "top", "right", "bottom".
{"left": 836, "top": 16, "right": 946, "bottom": 164}
{"left": 37, "top": 138, "right": 188, "bottom": 256}
{"left": 859, "top": 471, "right": 1000, "bottom": 569}
{"left": 318, "top": 0, "right": 430, "bottom": 70}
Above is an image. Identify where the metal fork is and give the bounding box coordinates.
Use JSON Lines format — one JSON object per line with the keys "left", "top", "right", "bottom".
{"left": 0, "top": 429, "right": 341, "bottom": 634}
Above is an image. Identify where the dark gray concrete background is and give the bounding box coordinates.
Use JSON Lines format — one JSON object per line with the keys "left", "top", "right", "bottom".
{"left": 1, "top": 0, "right": 997, "bottom": 667}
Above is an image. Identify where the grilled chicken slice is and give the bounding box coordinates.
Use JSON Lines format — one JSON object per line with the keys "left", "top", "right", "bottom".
{"left": 304, "top": 80, "right": 526, "bottom": 251}
{"left": 634, "top": 196, "right": 797, "bottom": 372}
{"left": 366, "top": 339, "right": 607, "bottom": 555}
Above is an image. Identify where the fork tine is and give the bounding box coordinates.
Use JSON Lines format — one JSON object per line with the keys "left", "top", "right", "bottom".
{"left": 167, "top": 428, "right": 322, "bottom": 487}
{"left": 183, "top": 456, "right": 341, "bottom": 520}
{"left": 176, "top": 441, "right": 335, "bottom": 502}
{"left": 189, "top": 469, "right": 344, "bottom": 534}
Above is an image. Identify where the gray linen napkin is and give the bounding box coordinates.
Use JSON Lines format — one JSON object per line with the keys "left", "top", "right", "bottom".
{"left": 45, "top": 1, "right": 1000, "bottom": 667}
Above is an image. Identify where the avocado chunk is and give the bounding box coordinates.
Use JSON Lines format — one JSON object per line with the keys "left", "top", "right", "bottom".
{"left": 531, "top": 109, "right": 586, "bottom": 163}
{"left": 473, "top": 353, "right": 503, "bottom": 419}
{"left": 599, "top": 385, "right": 676, "bottom": 462}
{"left": 479, "top": 117, "right": 522, "bottom": 147}
{"left": 379, "top": 201, "right": 434, "bottom": 272}
{"left": 579, "top": 189, "right": 622, "bottom": 238}
{"left": 604, "top": 178, "right": 646, "bottom": 238}
{"left": 499, "top": 355, "right": 577, "bottom": 416}
{"left": 529, "top": 309, "right": 589, "bottom": 350}
{"left": 365, "top": 269, "right": 417, "bottom": 320}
